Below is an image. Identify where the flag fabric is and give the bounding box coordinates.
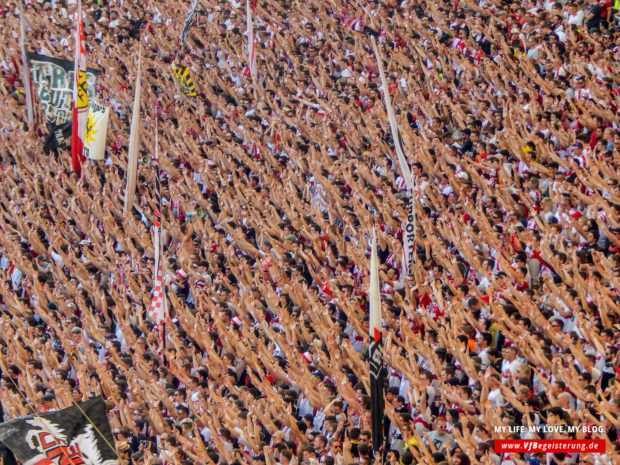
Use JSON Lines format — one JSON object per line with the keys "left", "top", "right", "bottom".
{"left": 369, "top": 228, "right": 384, "bottom": 453}
{"left": 123, "top": 43, "right": 142, "bottom": 215}
{"left": 0, "top": 397, "right": 118, "bottom": 465}
{"left": 19, "top": 3, "right": 35, "bottom": 129}
{"left": 177, "top": 0, "right": 199, "bottom": 58}
{"left": 0, "top": 442, "right": 17, "bottom": 465}
{"left": 149, "top": 263, "right": 165, "bottom": 326}
{"left": 43, "top": 122, "right": 72, "bottom": 155}
{"left": 27, "top": 53, "right": 100, "bottom": 127}
{"left": 371, "top": 36, "right": 411, "bottom": 190}
{"left": 71, "top": 0, "right": 88, "bottom": 175}
{"left": 172, "top": 65, "right": 197, "bottom": 96}
{"left": 84, "top": 100, "right": 109, "bottom": 160}
{"left": 246, "top": 0, "right": 257, "bottom": 78}
{"left": 149, "top": 102, "right": 166, "bottom": 332}
{"left": 401, "top": 187, "right": 416, "bottom": 276}
{"left": 27, "top": 52, "right": 100, "bottom": 152}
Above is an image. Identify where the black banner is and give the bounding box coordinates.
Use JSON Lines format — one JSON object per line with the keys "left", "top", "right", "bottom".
{"left": 369, "top": 338, "right": 384, "bottom": 453}
{"left": 0, "top": 397, "right": 118, "bottom": 465}
{"left": 0, "top": 441, "right": 17, "bottom": 465}
{"left": 27, "top": 53, "right": 101, "bottom": 127}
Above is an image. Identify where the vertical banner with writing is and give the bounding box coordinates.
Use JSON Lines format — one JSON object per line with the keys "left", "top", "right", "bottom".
{"left": 369, "top": 229, "right": 384, "bottom": 453}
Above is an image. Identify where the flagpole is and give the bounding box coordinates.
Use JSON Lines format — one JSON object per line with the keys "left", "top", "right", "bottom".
{"left": 123, "top": 40, "right": 142, "bottom": 215}
{"left": 71, "top": 0, "right": 88, "bottom": 176}
{"left": 410, "top": 173, "right": 417, "bottom": 265}
{"left": 19, "top": 0, "right": 34, "bottom": 129}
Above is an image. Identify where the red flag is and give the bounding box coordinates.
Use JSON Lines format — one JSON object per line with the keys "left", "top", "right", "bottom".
{"left": 71, "top": 0, "right": 88, "bottom": 175}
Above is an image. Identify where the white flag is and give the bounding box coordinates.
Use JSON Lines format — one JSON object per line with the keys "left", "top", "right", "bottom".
{"left": 246, "top": 0, "right": 257, "bottom": 78}
{"left": 84, "top": 101, "right": 109, "bottom": 160}
{"left": 123, "top": 43, "right": 142, "bottom": 215}
{"left": 371, "top": 36, "right": 411, "bottom": 190}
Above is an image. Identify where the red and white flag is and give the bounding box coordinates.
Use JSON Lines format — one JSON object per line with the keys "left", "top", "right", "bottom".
{"left": 149, "top": 218, "right": 165, "bottom": 327}
{"left": 148, "top": 264, "right": 166, "bottom": 328}
{"left": 71, "top": 0, "right": 88, "bottom": 175}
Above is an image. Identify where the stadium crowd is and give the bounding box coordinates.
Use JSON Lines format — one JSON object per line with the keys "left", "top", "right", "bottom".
{"left": 0, "top": 0, "right": 620, "bottom": 464}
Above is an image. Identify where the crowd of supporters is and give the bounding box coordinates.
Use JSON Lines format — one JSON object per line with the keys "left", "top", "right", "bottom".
{"left": 0, "top": 0, "right": 619, "bottom": 464}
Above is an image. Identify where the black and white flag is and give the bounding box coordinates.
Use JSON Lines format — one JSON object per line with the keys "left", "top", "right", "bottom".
{"left": 369, "top": 229, "right": 384, "bottom": 453}
{"left": 0, "top": 397, "right": 118, "bottom": 465}
{"left": 177, "top": 0, "right": 199, "bottom": 57}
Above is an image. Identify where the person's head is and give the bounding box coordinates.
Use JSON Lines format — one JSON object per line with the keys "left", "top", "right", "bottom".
{"left": 328, "top": 437, "right": 341, "bottom": 455}
{"left": 314, "top": 433, "right": 327, "bottom": 451}
{"left": 280, "top": 450, "right": 293, "bottom": 465}
{"left": 551, "top": 319, "right": 564, "bottom": 333}
{"left": 386, "top": 450, "right": 400, "bottom": 464}
{"left": 479, "top": 332, "right": 492, "bottom": 348}
{"left": 502, "top": 344, "right": 517, "bottom": 361}
{"left": 302, "top": 445, "right": 316, "bottom": 461}
{"left": 517, "top": 386, "right": 530, "bottom": 402}
{"left": 117, "top": 442, "right": 131, "bottom": 460}
{"left": 606, "top": 345, "right": 618, "bottom": 362}
{"left": 434, "top": 416, "right": 447, "bottom": 433}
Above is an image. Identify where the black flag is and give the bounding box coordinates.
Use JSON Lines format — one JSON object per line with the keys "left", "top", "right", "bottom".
{"left": 0, "top": 397, "right": 117, "bottom": 465}
{"left": 369, "top": 230, "right": 384, "bottom": 453}
{"left": 27, "top": 53, "right": 101, "bottom": 152}
{"left": 0, "top": 442, "right": 17, "bottom": 465}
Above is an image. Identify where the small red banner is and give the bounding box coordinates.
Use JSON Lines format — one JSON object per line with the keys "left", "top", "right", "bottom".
{"left": 494, "top": 440, "right": 605, "bottom": 454}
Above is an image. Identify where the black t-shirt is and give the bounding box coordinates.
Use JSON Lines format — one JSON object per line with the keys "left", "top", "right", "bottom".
{"left": 586, "top": 4, "right": 602, "bottom": 31}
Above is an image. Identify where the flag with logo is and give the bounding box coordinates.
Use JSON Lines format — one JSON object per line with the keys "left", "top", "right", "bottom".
{"left": 123, "top": 43, "right": 142, "bottom": 215}
{"left": 172, "top": 65, "right": 197, "bottom": 97}
{"left": 84, "top": 100, "right": 109, "bottom": 160}
{"left": 71, "top": 0, "right": 88, "bottom": 175}
{"left": 0, "top": 396, "right": 118, "bottom": 465}
{"left": 27, "top": 52, "right": 100, "bottom": 153}
{"left": 369, "top": 228, "right": 384, "bottom": 453}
